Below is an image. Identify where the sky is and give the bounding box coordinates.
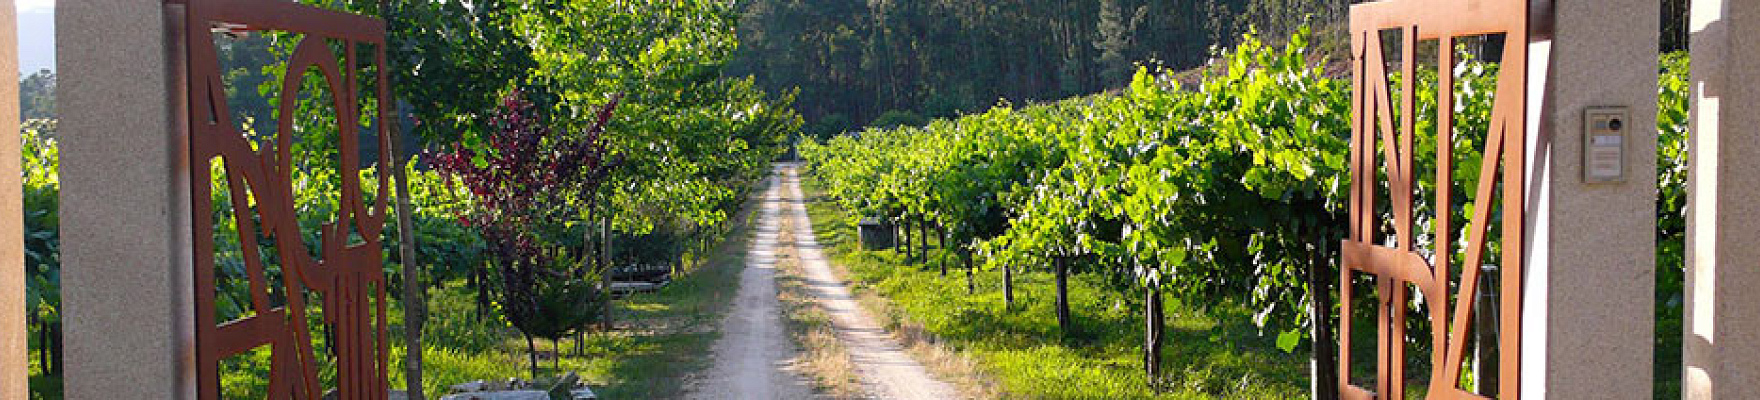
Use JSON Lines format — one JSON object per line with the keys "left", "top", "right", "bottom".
{"left": 16, "top": 0, "right": 54, "bottom": 74}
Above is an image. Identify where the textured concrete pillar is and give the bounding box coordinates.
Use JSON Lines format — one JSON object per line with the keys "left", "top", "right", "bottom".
{"left": 0, "top": 0, "right": 26, "bottom": 398}
{"left": 1683, "top": 0, "right": 1760, "bottom": 398}
{"left": 1520, "top": 0, "right": 1659, "bottom": 397}
{"left": 56, "top": 1, "right": 196, "bottom": 398}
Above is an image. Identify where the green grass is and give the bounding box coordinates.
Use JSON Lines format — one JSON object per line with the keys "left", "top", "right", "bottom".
{"left": 394, "top": 210, "right": 752, "bottom": 398}
{"left": 801, "top": 178, "right": 1308, "bottom": 399}
{"left": 408, "top": 262, "right": 735, "bottom": 398}
{"left": 204, "top": 245, "right": 745, "bottom": 398}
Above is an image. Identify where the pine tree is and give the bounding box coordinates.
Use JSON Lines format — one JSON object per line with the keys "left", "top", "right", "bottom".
{"left": 1094, "top": 0, "right": 1134, "bottom": 87}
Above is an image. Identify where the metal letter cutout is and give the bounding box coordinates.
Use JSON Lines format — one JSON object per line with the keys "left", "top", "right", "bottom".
{"left": 184, "top": 0, "right": 393, "bottom": 398}
{"left": 1343, "top": 0, "right": 1529, "bottom": 398}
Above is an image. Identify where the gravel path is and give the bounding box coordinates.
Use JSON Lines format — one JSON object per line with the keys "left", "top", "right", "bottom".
{"left": 689, "top": 164, "right": 955, "bottom": 399}
{"left": 780, "top": 164, "right": 957, "bottom": 400}
{"left": 686, "top": 169, "right": 817, "bottom": 400}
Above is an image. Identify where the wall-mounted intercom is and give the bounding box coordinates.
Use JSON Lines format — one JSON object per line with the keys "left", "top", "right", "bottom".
{"left": 1584, "top": 107, "right": 1630, "bottom": 183}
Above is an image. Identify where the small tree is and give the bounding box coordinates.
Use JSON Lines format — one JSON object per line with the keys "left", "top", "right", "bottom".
{"left": 434, "top": 89, "right": 622, "bottom": 378}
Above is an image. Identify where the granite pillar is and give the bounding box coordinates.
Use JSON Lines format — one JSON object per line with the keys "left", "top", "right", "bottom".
{"left": 1683, "top": 0, "right": 1760, "bottom": 398}
{"left": 1520, "top": 0, "right": 1659, "bottom": 397}
{"left": 56, "top": 1, "right": 195, "bottom": 398}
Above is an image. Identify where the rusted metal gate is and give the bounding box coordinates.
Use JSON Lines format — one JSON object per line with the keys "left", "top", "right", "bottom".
{"left": 1341, "top": 0, "right": 1529, "bottom": 398}
{"left": 183, "top": 0, "right": 393, "bottom": 398}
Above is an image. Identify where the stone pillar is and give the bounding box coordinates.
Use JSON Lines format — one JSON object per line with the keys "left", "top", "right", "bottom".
{"left": 56, "top": 1, "right": 196, "bottom": 398}
{"left": 0, "top": 0, "right": 25, "bottom": 398}
{"left": 1520, "top": 0, "right": 1659, "bottom": 397}
{"left": 1683, "top": 0, "right": 1760, "bottom": 398}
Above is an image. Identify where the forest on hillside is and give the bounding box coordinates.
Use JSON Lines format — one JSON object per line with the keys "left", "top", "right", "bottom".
{"left": 728, "top": 0, "right": 1694, "bottom": 139}
{"left": 727, "top": 0, "right": 1348, "bottom": 138}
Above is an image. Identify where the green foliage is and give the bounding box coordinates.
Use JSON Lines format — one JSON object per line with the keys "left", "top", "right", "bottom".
{"left": 22, "top": 120, "right": 62, "bottom": 397}
{"left": 1655, "top": 50, "right": 1690, "bottom": 399}
{"left": 869, "top": 110, "right": 927, "bottom": 129}
{"left": 23, "top": 120, "right": 59, "bottom": 326}
{"left": 804, "top": 30, "right": 1352, "bottom": 343}
{"left": 515, "top": 0, "right": 800, "bottom": 238}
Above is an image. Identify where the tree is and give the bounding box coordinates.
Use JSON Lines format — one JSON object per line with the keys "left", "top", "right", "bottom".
{"left": 20, "top": 69, "right": 55, "bottom": 121}
{"left": 516, "top": 0, "right": 799, "bottom": 328}
{"left": 1093, "top": 0, "right": 1144, "bottom": 86}
{"left": 434, "top": 90, "right": 622, "bottom": 379}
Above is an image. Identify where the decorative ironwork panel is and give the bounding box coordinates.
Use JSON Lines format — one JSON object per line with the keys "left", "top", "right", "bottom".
{"left": 1342, "top": 1, "right": 1528, "bottom": 399}
{"left": 184, "top": 0, "right": 392, "bottom": 398}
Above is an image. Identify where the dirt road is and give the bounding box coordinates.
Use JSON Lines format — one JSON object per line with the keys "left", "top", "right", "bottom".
{"left": 780, "top": 164, "right": 956, "bottom": 399}
{"left": 689, "top": 164, "right": 955, "bottom": 399}
{"left": 687, "top": 170, "right": 816, "bottom": 400}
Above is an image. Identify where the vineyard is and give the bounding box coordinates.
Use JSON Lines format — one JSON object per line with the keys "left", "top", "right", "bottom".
{"left": 800, "top": 30, "right": 1692, "bottom": 396}
{"left": 16, "top": 0, "right": 1702, "bottom": 396}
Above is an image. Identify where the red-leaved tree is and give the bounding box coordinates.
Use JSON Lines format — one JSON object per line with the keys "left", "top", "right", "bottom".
{"left": 433, "top": 89, "right": 622, "bottom": 378}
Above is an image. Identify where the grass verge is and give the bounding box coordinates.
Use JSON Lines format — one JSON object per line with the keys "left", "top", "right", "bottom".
{"left": 799, "top": 177, "right": 1308, "bottom": 399}
{"left": 403, "top": 196, "right": 759, "bottom": 398}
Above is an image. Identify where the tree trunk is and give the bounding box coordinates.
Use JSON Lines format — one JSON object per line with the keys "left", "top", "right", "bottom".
{"left": 900, "top": 218, "right": 912, "bottom": 260}
{"left": 1309, "top": 234, "right": 1338, "bottom": 400}
{"left": 911, "top": 217, "right": 921, "bottom": 262}
{"left": 676, "top": 241, "right": 687, "bottom": 276}
{"left": 391, "top": 143, "right": 427, "bottom": 400}
{"left": 1003, "top": 263, "right": 1015, "bottom": 309}
{"left": 48, "top": 321, "right": 61, "bottom": 376}
{"left": 937, "top": 225, "right": 946, "bottom": 249}
{"left": 919, "top": 217, "right": 929, "bottom": 258}
{"left": 473, "top": 263, "right": 489, "bottom": 321}
{"left": 964, "top": 249, "right": 975, "bottom": 295}
{"left": 471, "top": 260, "right": 485, "bottom": 320}
{"left": 1055, "top": 257, "right": 1072, "bottom": 336}
{"left": 525, "top": 333, "right": 540, "bottom": 380}
{"left": 601, "top": 216, "right": 614, "bottom": 331}
{"left": 1145, "top": 284, "right": 1163, "bottom": 387}
{"left": 579, "top": 206, "right": 596, "bottom": 356}
{"left": 373, "top": 4, "right": 427, "bottom": 395}
{"left": 939, "top": 231, "right": 949, "bottom": 277}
